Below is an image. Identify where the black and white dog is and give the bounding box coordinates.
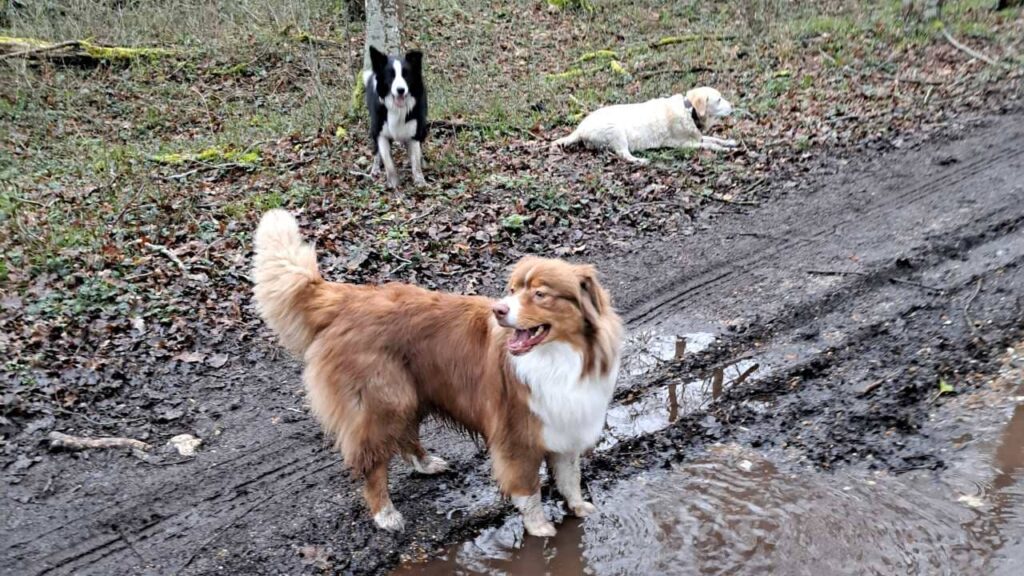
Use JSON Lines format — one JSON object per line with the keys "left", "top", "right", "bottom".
{"left": 363, "top": 46, "right": 428, "bottom": 188}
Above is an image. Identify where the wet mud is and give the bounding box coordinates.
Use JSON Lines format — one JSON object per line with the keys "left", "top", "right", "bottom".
{"left": 4, "top": 114, "right": 1024, "bottom": 575}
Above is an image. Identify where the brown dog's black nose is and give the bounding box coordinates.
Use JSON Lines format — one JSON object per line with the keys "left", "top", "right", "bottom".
{"left": 491, "top": 302, "right": 509, "bottom": 319}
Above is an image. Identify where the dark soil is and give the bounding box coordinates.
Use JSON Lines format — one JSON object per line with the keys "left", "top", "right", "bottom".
{"left": 3, "top": 112, "right": 1024, "bottom": 575}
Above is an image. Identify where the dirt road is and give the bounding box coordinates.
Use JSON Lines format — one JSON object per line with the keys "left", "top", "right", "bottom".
{"left": 3, "top": 113, "right": 1024, "bottom": 575}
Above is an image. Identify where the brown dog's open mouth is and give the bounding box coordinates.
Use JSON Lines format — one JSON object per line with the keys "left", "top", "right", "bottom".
{"left": 507, "top": 324, "right": 549, "bottom": 355}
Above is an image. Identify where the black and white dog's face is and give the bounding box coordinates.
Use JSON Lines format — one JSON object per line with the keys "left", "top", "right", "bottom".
{"left": 369, "top": 46, "right": 422, "bottom": 111}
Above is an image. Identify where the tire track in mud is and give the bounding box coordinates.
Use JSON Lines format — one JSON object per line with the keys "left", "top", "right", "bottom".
{"left": 620, "top": 205, "right": 1024, "bottom": 401}
{"left": 3, "top": 115, "right": 1024, "bottom": 576}
{"left": 621, "top": 140, "right": 1024, "bottom": 328}
{"left": 7, "top": 434, "right": 344, "bottom": 575}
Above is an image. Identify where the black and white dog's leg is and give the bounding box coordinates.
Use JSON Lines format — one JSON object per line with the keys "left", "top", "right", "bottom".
{"left": 548, "top": 452, "right": 596, "bottom": 517}
{"left": 370, "top": 152, "right": 382, "bottom": 178}
{"left": 407, "top": 140, "right": 426, "bottom": 187}
{"left": 376, "top": 134, "right": 399, "bottom": 188}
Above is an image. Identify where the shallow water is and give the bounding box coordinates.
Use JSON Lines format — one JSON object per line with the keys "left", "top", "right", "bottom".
{"left": 394, "top": 386, "right": 1024, "bottom": 576}
{"left": 395, "top": 448, "right": 1024, "bottom": 576}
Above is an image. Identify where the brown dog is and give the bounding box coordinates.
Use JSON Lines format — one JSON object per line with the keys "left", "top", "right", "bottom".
{"left": 252, "top": 209, "right": 622, "bottom": 536}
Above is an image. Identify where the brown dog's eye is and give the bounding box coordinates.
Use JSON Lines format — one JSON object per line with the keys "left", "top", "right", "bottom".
{"left": 534, "top": 290, "right": 546, "bottom": 299}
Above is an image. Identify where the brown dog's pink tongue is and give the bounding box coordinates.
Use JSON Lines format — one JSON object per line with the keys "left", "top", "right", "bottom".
{"left": 511, "top": 329, "right": 531, "bottom": 346}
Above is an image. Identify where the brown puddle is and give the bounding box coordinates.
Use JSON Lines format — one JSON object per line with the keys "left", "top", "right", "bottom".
{"left": 394, "top": 358, "right": 1024, "bottom": 576}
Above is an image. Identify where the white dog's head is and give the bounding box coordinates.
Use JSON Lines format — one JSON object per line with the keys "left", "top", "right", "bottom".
{"left": 678, "top": 87, "right": 733, "bottom": 130}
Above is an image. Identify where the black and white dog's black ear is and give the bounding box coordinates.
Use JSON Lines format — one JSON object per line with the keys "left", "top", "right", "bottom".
{"left": 369, "top": 45, "right": 388, "bottom": 72}
{"left": 405, "top": 50, "right": 423, "bottom": 73}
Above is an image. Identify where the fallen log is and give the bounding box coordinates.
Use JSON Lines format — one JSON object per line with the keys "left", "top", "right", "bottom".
{"left": 0, "top": 36, "right": 173, "bottom": 63}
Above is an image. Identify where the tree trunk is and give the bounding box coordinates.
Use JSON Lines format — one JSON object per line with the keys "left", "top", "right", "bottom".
{"left": 902, "top": 0, "right": 945, "bottom": 21}
{"left": 364, "top": 0, "right": 402, "bottom": 70}
{"left": 923, "top": 0, "right": 944, "bottom": 20}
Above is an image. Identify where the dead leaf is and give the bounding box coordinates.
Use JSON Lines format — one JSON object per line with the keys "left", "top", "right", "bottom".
{"left": 206, "top": 354, "right": 229, "bottom": 368}
{"left": 172, "top": 351, "right": 206, "bottom": 363}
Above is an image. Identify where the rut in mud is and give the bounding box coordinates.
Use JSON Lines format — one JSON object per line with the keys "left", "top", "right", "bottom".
{"left": 3, "top": 113, "right": 1024, "bottom": 575}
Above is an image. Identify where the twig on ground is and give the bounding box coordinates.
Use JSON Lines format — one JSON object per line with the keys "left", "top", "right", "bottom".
{"left": 700, "top": 191, "right": 759, "bottom": 207}
{"left": 48, "top": 431, "right": 151, "bottom": 452}
{"left": 963, "top": 278, "right": 984, "bottom": 338}
{"left": 144, "top": 242, "right": 189, "bottom": 274}
{"left": 859, "top": 369, "right": 901, "bottom": 396}
{"left": 889, "top": 277, "right": 946, "bottom": 292}
{"left": 224, "top": 269, "right": 253, "bottom": 285}
{"left": 406, "top": 205, "right": 439, "bottom": 225}
{"left": 621, "top": 200, "right": 686, "bottom": 216}
{"left": 730, "top": 363, "right": 760, "bottom": 388}
{"left": 162, "top": 161, "right": 252, "bottom": 181}
{"left": 879, "top": 72, "right": 943, "bottom": 86}
{"left": 941, "top": 27, "right": 1000, "bottom": 67}
{"left": 142, "top": 457, "right": 197, "bottom": 467}
{"left": 860, "top": 379, "right": 885, "bottom": 396}
{"left": 807, "top": 269, "right": 867, "bottom": 277}
{"left": 637, "top": 65, "right": 715, "bottom": 80}
{"left": 0, "top": 40, "right": 81, "bottom": 60}
{"left": 8, "top": 194, "right": 55, "bottom": 209}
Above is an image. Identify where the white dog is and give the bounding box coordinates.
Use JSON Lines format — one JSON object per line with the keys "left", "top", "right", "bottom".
{"left": 551, "top": 86, "right": 737, "bottom": 164}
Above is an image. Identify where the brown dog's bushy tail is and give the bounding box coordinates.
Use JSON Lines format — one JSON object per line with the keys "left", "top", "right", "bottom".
{"left": 253, "top": 209, "right": 323, "bottom": 356}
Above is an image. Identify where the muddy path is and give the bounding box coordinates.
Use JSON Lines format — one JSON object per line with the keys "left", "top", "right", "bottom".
{"left": 3, "top": 113, "right": 1024, "bottom": 575}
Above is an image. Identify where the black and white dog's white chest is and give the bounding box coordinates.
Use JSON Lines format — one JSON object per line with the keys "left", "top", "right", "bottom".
{"left": 377, "top": 99, "right": 419, "bottom": 143}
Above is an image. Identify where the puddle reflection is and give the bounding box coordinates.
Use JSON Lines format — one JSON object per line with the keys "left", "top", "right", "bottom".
{"left": 599, "top": 358, "right": 763, "bottom": 451}
{"left": 621, "top": 331, "right": 717, "bottom": 376}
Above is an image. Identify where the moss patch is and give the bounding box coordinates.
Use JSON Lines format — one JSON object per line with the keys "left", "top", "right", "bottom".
{"left": 151, "top": 146, "right": 260, "bottom": 166}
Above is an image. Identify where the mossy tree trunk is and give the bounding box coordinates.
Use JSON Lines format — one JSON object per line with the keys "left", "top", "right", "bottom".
{"left": 363, "top": 0, "right": 402, "bottom": 70}
{"left": 902, "top": 0, "right": 944, "bottom": 21}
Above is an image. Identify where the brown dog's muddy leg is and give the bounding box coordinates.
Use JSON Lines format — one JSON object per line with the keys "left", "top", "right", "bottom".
{"left": 547, "top": 451, "right": 596, "bottom": 517}
{"left": 364, "top": 457, "right": 404, "bottom": 532}
{"left": 492, "top": 447, "right": 553, "bottom": 536}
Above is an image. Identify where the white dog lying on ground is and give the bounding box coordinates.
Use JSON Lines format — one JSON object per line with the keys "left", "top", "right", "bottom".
{"left": 551, "top": 86, "right": 737, "bottom": 163}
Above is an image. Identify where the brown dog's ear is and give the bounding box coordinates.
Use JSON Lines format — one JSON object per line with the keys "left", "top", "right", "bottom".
{"left": 576, "top": 264, "right": 609, "bottom": 329}
{"left": 686, "top": 89, "right": 708, "bottom": 119}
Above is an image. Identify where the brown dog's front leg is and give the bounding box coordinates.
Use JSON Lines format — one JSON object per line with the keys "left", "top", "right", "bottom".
{"left": 492, "top": 446, "right": 554, "bottom": 536}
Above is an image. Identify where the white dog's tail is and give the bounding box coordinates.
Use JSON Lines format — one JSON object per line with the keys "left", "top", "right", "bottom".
{"left": 551, "top": 128, "right": 582, "bottom": 151}
{"left": 252, "top": 209, "right": 324, "bottom": 356}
